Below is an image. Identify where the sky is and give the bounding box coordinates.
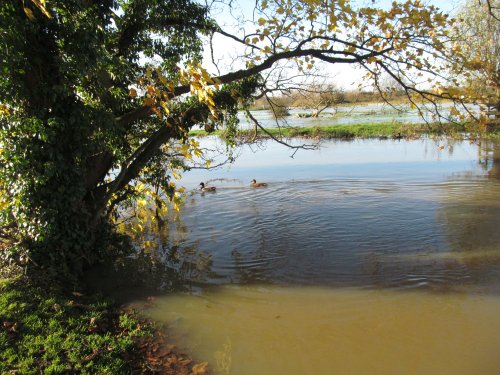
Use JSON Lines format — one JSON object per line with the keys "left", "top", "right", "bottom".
{"left": 369, "top": 0, "right": 462, "bottom": 12}
{"left": 201, "top": 0, "right": 466, "bottom": 90}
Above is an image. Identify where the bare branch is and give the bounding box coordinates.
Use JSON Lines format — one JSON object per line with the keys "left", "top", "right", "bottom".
{"left": 480, "top": 0, "right": 500, "bottom": 21}
{"left": 244, "top": 109, "right": 318, "bottom": 156}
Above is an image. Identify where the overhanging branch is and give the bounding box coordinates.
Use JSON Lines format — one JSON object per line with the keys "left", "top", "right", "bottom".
{"left": 244, "top": 109, "right": 318, "bottom": 157}
{"left": 115, "top": 46, "right": 395, "bottom": 128}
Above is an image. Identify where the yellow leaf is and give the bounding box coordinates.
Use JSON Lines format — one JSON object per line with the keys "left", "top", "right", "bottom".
{"left": 161, "top": 101, "right": 170, "bottom": 114}
{"left": 0, "top": 104, "right": 10, "bottom": 115}
{"left": 258, "top": 18, "right": 266, "bottom": 26}
{"left": 197, "top": 90, "right": 204, "bottom": 102}
{"left": 33, "top": 0, "right": 52, "bottom": 18}
{"left": 129, "top": 88, "right": 137, "bottom": 98}
{"left": 23, "top": 7, "right": 35, "bottom": 21}
{"left": 206, "top": 95, "right": 215, "bottom": 108}
{"left": 144, "top": 97, "right": 155, "bottom": 106}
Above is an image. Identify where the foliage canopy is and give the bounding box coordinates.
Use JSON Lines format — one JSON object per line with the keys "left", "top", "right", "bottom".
{"left": 451, "top": 0, "right": 499, "bottom": 120}
{"left": 0, "top": 0, "right": 486, "bottom": 276}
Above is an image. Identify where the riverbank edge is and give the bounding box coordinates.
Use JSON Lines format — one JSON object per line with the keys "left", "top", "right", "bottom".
{"left": 189, "top": 121, "right": 500, "bottom": 140}
{"left": 0, "top": 265, "right": 208, "bottom": 374}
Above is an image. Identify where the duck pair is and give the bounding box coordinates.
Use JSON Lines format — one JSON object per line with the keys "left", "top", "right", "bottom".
{"left": 199, "top": 179, "right": 267, "bottom": 192}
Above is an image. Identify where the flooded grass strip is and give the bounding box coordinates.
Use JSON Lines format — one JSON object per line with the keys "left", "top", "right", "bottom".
{"left": 190, "top": 122, "right": 500, "bottom": 140}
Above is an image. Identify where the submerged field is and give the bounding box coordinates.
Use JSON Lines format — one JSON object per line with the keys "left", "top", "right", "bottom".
{"left": 190, "top": 121, "right": 482, "bottom": 139}
{"left": 190, "top": 104, "right": 498, "bottom": 140}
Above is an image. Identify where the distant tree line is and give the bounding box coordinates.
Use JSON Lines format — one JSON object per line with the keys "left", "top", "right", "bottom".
{"left": 251, "top": 86, "right": 408, "bottom": 112}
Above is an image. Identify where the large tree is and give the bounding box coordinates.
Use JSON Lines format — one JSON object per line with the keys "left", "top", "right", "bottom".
{"left": 0, "top": 0, "right": 464, "bottom": 275}
{"left": 451, "top": 0, "right": 499, "bottom": 122}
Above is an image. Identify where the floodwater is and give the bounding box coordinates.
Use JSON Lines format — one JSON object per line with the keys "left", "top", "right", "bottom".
{"left": 231, "top": 102, "right": 461, "bottom": 128}
{"left": 147, "top": 286, "right": 500, "bottom": 375}
{"left": 113, "top": 139, "right": 500, "bottom": 374}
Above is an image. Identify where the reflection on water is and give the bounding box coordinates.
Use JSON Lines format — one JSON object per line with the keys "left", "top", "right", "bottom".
{"left": 144, "top": 285, "right": 500, "bottom": 375}
{"left": 157, "top": 140, "right": 500, "bottom": 293}
{"left": 168, "top": 176, "right": 500, "bottom": 292}
{"left": 97, "top": 139, "right": 500, "bottom": 374}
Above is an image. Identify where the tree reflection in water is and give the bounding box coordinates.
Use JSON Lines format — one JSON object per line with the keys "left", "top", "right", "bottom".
{"left": 436, "top": 141, "right": 500, "bottom": 290}
{"left": 87, "top": 140, "right": 500, "bottom": 297}
{"left": 359, "top": 141, "right": 500, "bottom": 293}
{"left": 86, "top": 206, "right": 216, "bottom": 301}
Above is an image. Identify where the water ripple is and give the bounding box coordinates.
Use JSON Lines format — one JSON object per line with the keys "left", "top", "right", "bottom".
{"left": 167, "top": 169, "right": 500, "bottom": 292}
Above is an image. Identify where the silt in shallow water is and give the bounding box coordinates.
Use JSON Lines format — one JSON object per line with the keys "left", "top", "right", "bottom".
{"left": 144, "top": 286, "right": 500, "bottom": 375}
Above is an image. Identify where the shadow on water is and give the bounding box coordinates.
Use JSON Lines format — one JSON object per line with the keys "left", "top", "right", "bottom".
{"left": 85, "top": 216, "right": 220, "bottom": 303}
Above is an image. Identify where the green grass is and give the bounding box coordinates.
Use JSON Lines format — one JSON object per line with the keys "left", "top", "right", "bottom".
{"left": 0, "top": 274, "right": 151, "bottom": 374}
{"left": 189, "top": 121, "right": 497, "bottom": 140}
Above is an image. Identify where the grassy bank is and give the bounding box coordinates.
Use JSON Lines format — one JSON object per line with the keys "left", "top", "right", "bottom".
{"left": 190, "top": 121, "right": 500, "bottom": 140}
{"left": 0, "top": 269, "right": 207, "bottom": 374}
{"left": 0, "top": 272, "right": 144, "bottom": 373}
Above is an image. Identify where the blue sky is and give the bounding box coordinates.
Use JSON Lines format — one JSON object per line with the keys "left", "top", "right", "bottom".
{"left": 372, "top": 0, "right": 462, "bottom": 13}
{"left": 203, "top": 0, "right": 465, "bottom": 89}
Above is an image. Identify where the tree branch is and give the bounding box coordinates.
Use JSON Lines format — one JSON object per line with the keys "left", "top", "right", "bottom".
{"left": 115, "top": 105, "right": 154, "bottom": 128}
{"left": 481, "top": 0, "right": 500, "bottom": 21}
{"left": 244, "top": 109, "right": 318, "bottom": 156}
{"left": 115, "top": 45, "right": 394, "bottom": 128}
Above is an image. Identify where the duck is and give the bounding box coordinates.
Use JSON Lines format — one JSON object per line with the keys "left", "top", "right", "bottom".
{"left": 250, "top": 179, "right": 268, "bottom": 187}
{"left": 199, "top": 182, "right": 216, "bottom": 192}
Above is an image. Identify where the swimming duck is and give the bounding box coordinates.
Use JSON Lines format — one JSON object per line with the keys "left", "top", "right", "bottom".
{"left": 199, "top": 182, "right": 216, "bottom": 192}
{"left": 250, "top": 179, "right": 268, "bottom": 187}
